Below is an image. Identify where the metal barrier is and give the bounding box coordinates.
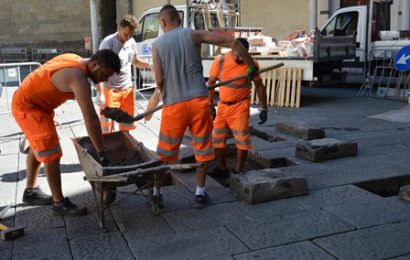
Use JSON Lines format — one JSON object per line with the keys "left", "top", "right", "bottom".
{"left": 0, "top": 62, "right": 41, "bottom": 114}
{"left": 133, "top": 55, "right": 155, "bottom": 92}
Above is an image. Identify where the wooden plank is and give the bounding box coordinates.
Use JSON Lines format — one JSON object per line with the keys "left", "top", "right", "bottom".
{"left": 290, "top": 68, "right": 297, "bottom": 108}
{"left": 265, "top": 71, "right": 272, "bottom": 105}
{"left": 270, "top": 70, "right": 277, "bottom": 106}
{"left": 279, "top": 68, "right": 286, "bottom": 106}
{"left": 284, "top": 68, "right": 292, "bottom": 107}
{"left": 295, "top": 68, "right": 302, "bottom": 108}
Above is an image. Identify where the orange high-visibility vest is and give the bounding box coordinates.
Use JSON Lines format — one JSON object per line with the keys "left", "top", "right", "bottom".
{"left": 13, "top": 54, "right": 88, "bottom": 112}
{"left": 209, "top": 52, "right": 261, "bottom": 103}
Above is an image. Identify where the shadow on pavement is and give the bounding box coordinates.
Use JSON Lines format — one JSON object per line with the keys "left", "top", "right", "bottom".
{"left": 0, "top": 163, "right": 83, "bottom": 183}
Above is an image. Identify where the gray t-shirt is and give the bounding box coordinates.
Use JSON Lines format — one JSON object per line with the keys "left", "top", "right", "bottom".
{"left": 99, "top": 32, "right": 138, "bottom": 89}
{"left": 152, "top": 28, "right": 208, "bottom": 106}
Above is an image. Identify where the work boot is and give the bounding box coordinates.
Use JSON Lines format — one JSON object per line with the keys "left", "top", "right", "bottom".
{"left": 208, "top": 167, "right": 230, "bottom": 178}
{"left": 52, "top": 197, "right": 88, "bottom": 216}
{"left": 194, "top": 193, "right": 209, "bottom": 209}
{"left": 23, "top": 186, "right": 53, "bottom": 206}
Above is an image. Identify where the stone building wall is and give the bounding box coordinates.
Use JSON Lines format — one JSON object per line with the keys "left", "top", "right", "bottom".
{"left": 0, "top": 0, "right": 91, "bottom": 60}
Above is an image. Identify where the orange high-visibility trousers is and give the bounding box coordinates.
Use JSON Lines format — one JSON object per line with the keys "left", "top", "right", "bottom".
{"left": 212, "top": 99, "right": 252, "bottom": 151}
{"left": 12, "top": 107, "right": 62, "bottom": 163}
{"left": 99, "top": 86, "right": 135, "bottom": 133}
{"left": 157, "top": 97, "right": 215, "bottom": 162}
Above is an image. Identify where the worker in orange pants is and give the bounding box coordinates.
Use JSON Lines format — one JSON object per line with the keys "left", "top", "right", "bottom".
{"left": 95, "top": 14, "right": 151, "bottom": 133}
{"left": 151, "top": 5, "right": 258, "bottom": 209}
{"left": 208, "top": 38, "right": 268, "bottom": 177}
{"left": 12, "top": 50, "right": 120, "bottom": 216}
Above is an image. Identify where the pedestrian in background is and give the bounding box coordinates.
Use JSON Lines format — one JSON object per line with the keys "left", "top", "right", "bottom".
{"left": 96, "top": 14, "right": 151, "bottom": 133}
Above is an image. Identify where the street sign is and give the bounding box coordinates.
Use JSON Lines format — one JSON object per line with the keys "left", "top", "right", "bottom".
{"left": 394, "top": 45, "right": 410, "bottom": 72}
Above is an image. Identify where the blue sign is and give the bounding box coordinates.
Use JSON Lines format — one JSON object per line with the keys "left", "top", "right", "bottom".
{"left": 394, "top": 45, "right": 410, "bottom": 72}
{"left": 142, "top": 44, "right": 151, "bottom": 55}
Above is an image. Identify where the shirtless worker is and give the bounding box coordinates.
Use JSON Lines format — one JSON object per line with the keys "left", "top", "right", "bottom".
{"left": 208, "top": 38, "right": 268, "bottom": 177}
{"left": 12, "top": 49, "right": 121, "bottom": 216}
{"left": 151, "top": 5, "right": 258, "bottom": 208}
{"left": 96, "top": 14, "right": 151, "bottom": 133}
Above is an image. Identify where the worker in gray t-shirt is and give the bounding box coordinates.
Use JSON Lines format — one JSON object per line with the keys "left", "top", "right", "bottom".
{"left": 96, "top": 14, "right": 150, "bottom": 133}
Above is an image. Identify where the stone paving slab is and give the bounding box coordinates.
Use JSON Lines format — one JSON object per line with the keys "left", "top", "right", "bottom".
{"left": 233, "top": 197, "right": 311, "bottom": 223}
{"left": 276, "top": 121, "right": 325, "bottom": 140}
{"left": 70, "top": 231, "right": 135, "bottom": 260}
{"left": 162, "top": 203, "right": 254, "bottom": 232}
{"left": 322, "top": 196, "right": 410, "bottom": 229}
{"left": 127, "top": 226, "right": 247, "bottom": 260}
{"left": 12, "top": 227, "right": 71, "bottom": 260}
{"left": 313, "top": 221, "right": 410, "bottom": 260}
{"left": 226, "top": 210, "right": 355, "bottom": 250}
{"left": 306, "top": 164, "right": 405, "bottom": 190}
{"left": 229, "top": 168, "right": 308, "bottom": 204}
{"left": 297, "top": 184, "right": 380, "bottom": 210}
{"left": 247, "top": 147, "right": 296, "bottom": 168}
{"left": 295, "top": 138, "right": 358, "bottom": 162}
{"left": 234, "top": 241, "right": 335, "bottom": 260}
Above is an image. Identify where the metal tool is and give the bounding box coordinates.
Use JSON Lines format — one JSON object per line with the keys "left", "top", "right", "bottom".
{"left": 101, "top": 63, "right": 285, "bottom": 123}
{"left": 0, "top": 204, "right": 24, "bottom": 241}
{"left": 0, "top": 223, "right": 24, "bottom": 241}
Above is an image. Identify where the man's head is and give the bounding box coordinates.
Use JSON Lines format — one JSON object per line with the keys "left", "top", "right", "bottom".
{"left": 117, "top": 14, "right": 138, "bottom": 43}
{"left": 88, "top": 49, "right": 121, "bottom": 83}
{"left": 232, "top": 38, "right": 249, "bottom": 64}
{"left": 159, "top": 4, "right": 181, "bottom": 32}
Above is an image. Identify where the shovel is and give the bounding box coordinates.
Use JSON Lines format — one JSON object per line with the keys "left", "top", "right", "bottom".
{"left": 101, "top": 63, "right": 284, "bottom": 123}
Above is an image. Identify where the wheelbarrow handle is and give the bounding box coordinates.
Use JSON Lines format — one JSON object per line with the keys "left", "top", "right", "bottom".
{"left": 100, "top": 162, "right": 204, "bottom": 179}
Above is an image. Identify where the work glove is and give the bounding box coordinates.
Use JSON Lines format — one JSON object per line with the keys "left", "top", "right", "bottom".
{"left": 95, "top": 91, "right": 105, "bottom": 107}
{"left": 210, "top": 103, "right": 216, "bottom": 119}
{"left": 259, "top": 108, "right": 268, "bottom": 125}
{"left": 246, "top": 64, "right": 258, "bottom": 80}
{"left": 98, "top": 151, "right": 110, "bottom": 167}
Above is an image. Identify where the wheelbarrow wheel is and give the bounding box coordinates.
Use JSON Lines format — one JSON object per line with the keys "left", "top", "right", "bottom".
{"left": 90, "top": 183, "right": 117, "bottom": 206}
{"left": 102, "top": 188, "right": 117, "bottom": 206}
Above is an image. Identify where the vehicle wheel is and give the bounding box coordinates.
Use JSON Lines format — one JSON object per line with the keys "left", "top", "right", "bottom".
{"left": 102, "top": 188, "right": 117, "bottom": 206}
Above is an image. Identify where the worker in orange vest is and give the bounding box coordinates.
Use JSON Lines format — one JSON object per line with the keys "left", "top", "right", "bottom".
{"left": 12, "top": 50, "right": 120, "bottom": 216}
{"left": 151, "top": 5, "right": 258, "bottom": 209}
{"left": 208, "top": 38, "right": 268, "bottom": 177}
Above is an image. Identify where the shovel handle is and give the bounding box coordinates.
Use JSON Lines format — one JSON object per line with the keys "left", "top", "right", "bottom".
{"left": 207, "top": 63, "right": 285, "bottom": 90}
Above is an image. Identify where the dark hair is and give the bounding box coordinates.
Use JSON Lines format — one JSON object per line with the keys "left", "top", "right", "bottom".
{"left": 119, "top": 14, "right": 138, "bottom": 30}
{"left": 160, "top": 4, "right": 181, "bottom": 24}
{"left": 90, "top": 49, "right": 121, "bottom": 73}
{"left": 237, "top": 38, "right": 249, "bottom": 51}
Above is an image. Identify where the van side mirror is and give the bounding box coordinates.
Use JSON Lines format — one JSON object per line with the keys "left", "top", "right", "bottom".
{"left": 134, "top": 32, "right": 142, "bottom": 42}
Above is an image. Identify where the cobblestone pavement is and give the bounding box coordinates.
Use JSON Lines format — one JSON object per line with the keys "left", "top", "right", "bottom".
{"left": 1, "top": 86, "right": 410, "bottom": 260}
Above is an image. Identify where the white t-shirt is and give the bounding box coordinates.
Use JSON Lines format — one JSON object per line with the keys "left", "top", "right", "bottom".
{"left": 99, "top": 32, "right": 138, "bottom": 89}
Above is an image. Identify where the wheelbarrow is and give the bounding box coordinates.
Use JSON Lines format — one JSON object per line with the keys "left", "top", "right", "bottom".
{"left": 72, "top": 131, "right": 201, "bottom": 228}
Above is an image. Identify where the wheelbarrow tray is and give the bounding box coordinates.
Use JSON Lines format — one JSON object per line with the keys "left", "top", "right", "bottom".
{"left": 72, "top": 131, "right": 161, "bottom": 181}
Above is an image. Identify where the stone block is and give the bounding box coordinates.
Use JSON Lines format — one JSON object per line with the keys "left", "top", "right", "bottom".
{"left": 276, "top": 121, "right": 325, "bottom": 140}
{"left": 229, "top": 168, "right": 309, "bottom": 204}
{"left": 295, "top": 138, "right": 358, "bottom": 162}
{"left": 399, "top": 184, "right": 410, "bottom": 203}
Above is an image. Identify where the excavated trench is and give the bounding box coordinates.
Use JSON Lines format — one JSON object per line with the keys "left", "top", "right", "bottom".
{"left": 354, "top": 175, "right": 410, "bottom": 197}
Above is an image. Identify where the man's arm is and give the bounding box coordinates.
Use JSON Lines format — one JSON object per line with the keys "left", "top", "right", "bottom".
{"left": 207, "top": 76, "right": 218, "bottom": 101}
{"left": 69, "top": 70, "right": 105, "bottom": 153}
{"left": 192, "top": 30, "right": 256, "bottom": 67}
{"left": 151, "top": 47, "right": 164, "bottom": 93}
{"left": 132, "top": 56, "right": 151, "bottom": 69}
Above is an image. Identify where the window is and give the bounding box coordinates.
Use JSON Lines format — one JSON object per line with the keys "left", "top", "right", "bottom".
{"left": 142, "top": 13, "right": 160, "bottom": 41}
{"left": 321, "top": 11, "right": 358, "bottom": 37}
